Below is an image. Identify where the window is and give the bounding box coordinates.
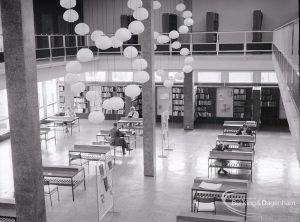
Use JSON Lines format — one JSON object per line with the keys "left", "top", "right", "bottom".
{"left": 85, "top": 71, "right": 106, "bottom": 82}
{"left": 197, "top": 72, "right": 221, "bottom": 83}
{"left": 169, "top": 72, "right": 183, "bottom": 83}
{"left": 155, "top": 72, "right": 162, "bottom": 82}
{"left": 261, "top": 72, "right": 278, "bottom": 83}
{"left": 112, "top": 72, "right": 133, "bottom": 82}
{"left": 38, "top": 82, "right": 43, "bottom": 108}
{"left": 229, "top": 72, "right": 253, "bottom": 83}
{"left": 0, "top": 89, "right": 9, "bottom": 132}
{"left": 45, "top": 79, "right": 57, "bottom": 105}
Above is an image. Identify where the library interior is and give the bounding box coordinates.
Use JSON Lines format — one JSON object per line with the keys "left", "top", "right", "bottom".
{"left": 0, "top": 0, "right": 299, "bottom": 222}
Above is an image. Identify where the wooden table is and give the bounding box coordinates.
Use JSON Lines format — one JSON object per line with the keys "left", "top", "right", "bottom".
{"left": 191, "top": 177, "right": 248, "bottom": 220}
{"left": 43, "top": 165, "right": 86, "bottom": 202}
{"left": 96, "top": 130, "right": 137, "bottom": 149}
{"left": 0, "top": 198, "right": 16, "bottom": 222}
{"left": 46, "top": 116, "right": 80, "bottom": 136}
{"left": 223, "top": 121, "right": 257, "bottom": 138}
{"left": 40, "top": 127, "right": 56, "bottom": 149}
{"left": 216, "top": 135, "right": 256, "bottom": 151}
{"left": 208, "top": 150, "right": 253, "bottom": 181}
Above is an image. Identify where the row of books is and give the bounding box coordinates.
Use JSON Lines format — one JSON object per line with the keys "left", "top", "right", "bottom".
{"left": 173, "top": 94, "right": 184, "bottom": 99}
{"left": 173, "top": 99, "right": 184, "bottom": 105}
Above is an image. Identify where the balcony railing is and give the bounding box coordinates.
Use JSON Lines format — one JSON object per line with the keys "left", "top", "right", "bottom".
{"left": 0, "top": 30, "right": 273, "bottom": 63}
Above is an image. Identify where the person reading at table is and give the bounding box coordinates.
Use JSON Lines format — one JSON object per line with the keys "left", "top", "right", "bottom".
{"left": 64, "top": 107, "right": 76, "bottom": 133}
{"left": 127, "top": 106, "right": 139, "bottom": 118}
{"left": 109, "top": 122, "right": 133, "bottom": 155}
{"left": 236, "top": 123, "right": 252, "bottom": 147}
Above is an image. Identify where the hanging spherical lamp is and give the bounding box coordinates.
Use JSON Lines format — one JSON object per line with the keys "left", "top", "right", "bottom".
{"left": 134, "top": 71, "right": 150, "bottom": 84}
{"left": 63, "top": 9, "right": 79, "bottom": 23}
{"left": 157, "top": 35, "right": 170, "bottom": 44}
{"left": 178, "top": 25, "right": 189, "bottom": 34}
{"left": 133, "top": 8, "right": 149, "bottom": 21}
{"left": 176, "top": 3, "right": 186, "bottom": 12}
{"left": 169, "top": 30, "right": 179, "bottom": 39}
{"left": 153, "top": 1, "right": 161, "bottom": 10}
{"left": 183, "top": 10, "right": 193, "bottom": 19}
{"left": 74, "top": 23, "right": 90, "bottom": 35}
{"left": 91, "top": 30, "right": 104, "bottom": 41}
{"left": 184, "top": 18, "right": 194, "bottom": 27}
{"left": 110, "top": 97, "right": 125, "bottom": 110}
{"left": 77, "top": 48, "right": 94, "bottom": 62}
{"left": 175, "top": 72, "right": 185, "bottom": 81}
{"left": 65, "top": 73, "right": 80, "bottom": 85}
{"left": 127, "top": 0, "right": 143, "bottom": 10}
{"left": 132, "top": 58, "right": 148, "bottom": 70}
{"left": 123, "top": 46, "right": 138, "bottom": 58}
{"left": 128, "top": 20, "right": 145, "bottom": 35}
{"left": 115, "top": 28, "right": 132, "bottom": 42}
{"left": 71, "top": 82, "right": 85, "bottom": 94}
{"left": 95, "top": 36, "right": 112, "bottom": 50}
{"left": 183, "top": 65, "right": 193, "bottom": 73}
{"left": 184, "top": 56, "right": 194, "bottom": 65}
{"left": 163, "top": 79, "right": 174, "bottom": 88}
{"left": 156, "top": 69, "right": 166, "bottom": 77}
{"left": 60, "top": 0, "right": 76, "bottom": 9}
{"left": 88, "top": 111, "right": 105, "bottom": 124}
{"left": 180, "top": 48, "right": 190, "bottom": 56}
{"left": 125, "top": 84, "right": 141, "bottom": 99}
{"left": 85, "top": 90, "right": 100, "bottom": 101}
{"left": 171, "top": 41, "right": 181, "bottom": 49}
{"left": 110, "top": 36, "right": 123, "bottom": 48}
{"left": 102, "top": 99, "right": 112, "bottom": 110}
{"left": 66, "top": 61, "right": 82, "bottom": 73}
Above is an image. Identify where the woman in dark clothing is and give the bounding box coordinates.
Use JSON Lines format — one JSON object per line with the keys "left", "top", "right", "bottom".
{"left": 236, "top": 123, "right": 252, "bottom": 136}
{"left": 109, "top": 122, "right": 133, "bottom": 155}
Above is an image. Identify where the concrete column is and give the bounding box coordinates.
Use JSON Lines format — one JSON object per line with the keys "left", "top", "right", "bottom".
{"left": 141, "top": 0, "right": 156, "bottom": 177}
{"left": 1, "top": 0, "right": 47, "bottom": 221}
{"left": 184, "top": 72, "right": 195, "bottom": 130}
{"left": 64, "top": 83, "right": 74, "bottom": 111}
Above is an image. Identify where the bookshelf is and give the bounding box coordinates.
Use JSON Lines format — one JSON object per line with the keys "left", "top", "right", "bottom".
{"left": 261, "top": 87, "right": 279, "bottom": 124}
{"left": 233, "top": 88, "right": 252, "bottom": 119}
{"left": 101, "top": 85, "right": 125, "bottom": 119}
{"left": 74, "top": 86, "right": 90, "bottom": 118}
{"left": 132, "top": 90, "right": 143, "bottom": 117}
{"left": 172, "top": 86, "right": 184, "bottom": 118}
{"left": 57, "top": 82, "right": 65, "bottom": 112}
{"left": 195, "top": 87, "right": 216, "bottom": 119}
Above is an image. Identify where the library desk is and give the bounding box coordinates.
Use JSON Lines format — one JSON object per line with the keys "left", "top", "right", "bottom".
{"left": 43, "top": 165, "right": 86, "bottom": 202}
{"left": 96, "top": 130, "right": 137, "bottom": 149}
{"left": 46, "top": 116, "right": 80, "bottom": 136}
{"left": 117, "top": 117, "right": 143, "bottom": 132}
{"left": 191, "top": 177, "right": 248, "bottom": 220}
{"left": 0, "top": 198, "right": 16, "bottom": 222}
{"left": 40, "top": 127, "right": 56, "bottom": 149}
{"left": 216, "top": 135, "right": 256, "bottom": 151}
{"left": 223, "top": 121, "right": 257, "bottom": 138}
{"left": 208, "top": 150, "right": 253, "bottom": 181}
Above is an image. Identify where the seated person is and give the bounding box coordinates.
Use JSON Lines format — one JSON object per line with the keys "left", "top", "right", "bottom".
{"left": 109, "top": 122, "right": 133, "bottom": 155}
{"left": 215, "top": 144, "right": 229, "bottom": 175}
{"left": 127, "top": 106, "right": 139, "bottom": 118}
{"left": 236, "top": 123, "right": 252, "bottom": 147}
{"left": 64, "top": 107, "right": 76, "bottom": 133}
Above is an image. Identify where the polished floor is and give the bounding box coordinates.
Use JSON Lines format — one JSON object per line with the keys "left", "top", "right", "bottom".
{"left": 0, "top": 120, "right": 300, "bottom": 222}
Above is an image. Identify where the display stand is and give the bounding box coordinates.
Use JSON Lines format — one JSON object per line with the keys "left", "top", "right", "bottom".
{"left": 96, "top": 160, "right": 119, "bottom": 221}
{"left": 158, "top": 110, "right": 169, "bottom": 158}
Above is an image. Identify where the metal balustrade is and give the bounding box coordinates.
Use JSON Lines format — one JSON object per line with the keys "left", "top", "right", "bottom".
{"left": 0, "top": 30, "right": 273, "bottom": 63}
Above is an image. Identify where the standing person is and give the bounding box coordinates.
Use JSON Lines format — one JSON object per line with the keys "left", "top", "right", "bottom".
{"left": 109, "top": 122, "right": 133, "bottom": 155}
{"left": 127, "top": 106, "right": 139, "bottom": 118}
{"left": 64, "top": 107, "right": 76, "bottom": 134}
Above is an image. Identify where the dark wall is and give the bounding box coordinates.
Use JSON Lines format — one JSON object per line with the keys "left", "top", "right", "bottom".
{"left": 33, "top": 0, "right": 83, "bottom": 34}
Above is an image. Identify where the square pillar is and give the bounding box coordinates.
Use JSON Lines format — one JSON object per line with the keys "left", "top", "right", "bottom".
{"left": 184, "top": 71, "right": 195, "bottom": 130}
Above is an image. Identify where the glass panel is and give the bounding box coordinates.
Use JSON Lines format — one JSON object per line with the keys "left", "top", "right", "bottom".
{"left": 197, "top": 72, "right": 222, "bottom": 83}
{"left": 85, "top": 71, "right": 106, "bottom": 82}
{"left": 0, "top": 119, "right": 9, "bottom": 132}
{"left": 0, "top": 89, "right": 8, "bottom": 119}
{"left": 47, "top": 105, "right": 54, "bottom": 117}
{"left": 229, "top": 72, "right": 253, "bottom": 83}
{"left": 39, "top": 108, "right": 45, "bottom": 120}
{"left": 38, "top": 82, "right": 43, "bottom": 108}
{"left": 155, "top": 72, "right": 162, "bottom": 82}
{"left": 169, "top": 72, "right": 183, "bottom": 83}
{"left": 45, "top": 79, "right": 57, "bottom": 105}
{"left": 112, "top": 72, "right": 133, "bottom": 82}
{"left": 261, "top": 72, "right": 278, "bottom": 83}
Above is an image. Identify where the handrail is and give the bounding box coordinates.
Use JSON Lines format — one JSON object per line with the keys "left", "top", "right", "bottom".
{"left": 273, "top": 17, "right": 299, "bottom": 31}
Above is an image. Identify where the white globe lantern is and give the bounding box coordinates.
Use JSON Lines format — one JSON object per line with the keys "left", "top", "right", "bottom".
{"left": 127, "top": 0, "right": 143, "bottom": 10}
{"left": 91, "top": 30, "right": 104, "bottom": 41}
{"left": 123, "top": 46, "right": 138, "bottom": 58}
{"left": 171, "top": 41, "right": 181, "bottom": 49}
{"left": 60, "top": 0, "right": 76, "bottom": 9}
{"left": 156, "top": 69, "right": 166, "bottom": 77}
{"left": 66, "top": 61, "right": 82, "bottom": 73}
{"left": 153, "top": 1, "right": 161, "bottom": 10}
{"left": 133, "top": 8, "right": 149, "bottom": 21}
{"left": 180, "top": 48, "right": 190, "bottom": 56}
{"left": 88, "top": 111, "right": 105, "bottom": 124}
{"left": 163, "top": 79, "right": 174, "bottom": 88}
{"left": 95, "top": 36, "right": 112, "bottom": 50}
{"left": 175, "top": 72, "right": 185, "bottom": 80}
{"left": 134, "top": 71, "right": 150, "bottom": 84}
{"left": 102, "top": 99, "right": 112, "bottom": 110}
{"left": 176, "top": 3, "right": 186, "bottom": 12}
{"left": 132, "top": 58, "right": 148, "bottom": 70}
{"left": 71, "top": 82, "right": 85, "bottom": 94}
{"left": 110, "top": 36, "right": 123, "bottom": 48}
{"left": 125, "top": 84, "right": 141, "bottom": 99}
{"left": 168, "top": 75, "right": 176, "bottom": 81}
{"left": 169, "top": 30, "right": 179, "bottom": 39}
{"left": 154, "top": 31, "right": 159, "bottom": 39}
{"left": 183, "top": 10, "right": 193, "bottom": 19}
{"left": 74, "top": 23, "right": 90, "bottom": 35}
{"left": 115, "top": 28, "right": 132, "bottom": 42}
{"left": 154, "top": 43, "right": 157, "bottom": 51}
{"left": 183, "top": 65, "right": 193, "bottom": 73}
{"left": 85, "top": 91, "right": 100, "bottom": 101}
{"left": 178, "top": 25, "right": 189, "bottom": 34}
{"left": 184, "top": 18, "right": 194, "bottom": 27}
{"left": 184, "top": 56, "right": 194, "bottom": 65}
{"left": 128, "top": 21, "right": 145, "bottom": 35}
{"left": 110, "top": 97, "right": 124, "bottom": 110}
{"left": 77, "top": 48, "right": 94, "bottom": 62}
{"left": 63, "top": 9, "right": 79, "bottom": 23}
{"left": 157, "top": 35, "right": 170, "bottom": 44}
{"left": 65, "top": 73, "right": 80, "bottom": 85}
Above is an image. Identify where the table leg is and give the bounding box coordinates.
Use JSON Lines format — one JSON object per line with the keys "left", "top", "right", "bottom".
{"left": 191, "top": 189, "right": 194, "bottom": 212}
{"left": 83, "top": 170, "right": 86, "bottom": 191}
{"left": 71, "top": 178, "right": 75, "bottom": 202}
{"left": 245, "top": 193, "right": 247, "bottom": 220}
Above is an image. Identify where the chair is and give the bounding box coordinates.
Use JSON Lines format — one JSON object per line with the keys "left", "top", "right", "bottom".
{"left": 44, "top": 181, "right": 59, "bottom": 206}
{"left": 69, "top": 153, "right": 89, "bottom": 171}
{"left": 193, "top": 196, "right": 216, "bottom": 214}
